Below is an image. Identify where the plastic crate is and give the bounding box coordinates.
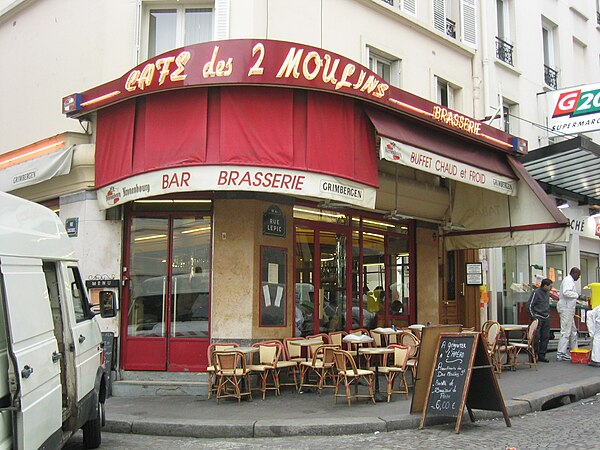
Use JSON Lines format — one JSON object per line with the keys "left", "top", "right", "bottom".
{"left": 570, "top": 348, "right": 591, "bottom": 364}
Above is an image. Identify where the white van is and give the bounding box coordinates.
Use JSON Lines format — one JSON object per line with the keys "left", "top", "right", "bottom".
{"left": 0, "top": 192, "right": 109, "bottom": 449}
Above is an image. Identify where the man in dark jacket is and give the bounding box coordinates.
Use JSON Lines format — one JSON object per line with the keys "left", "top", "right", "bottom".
{"left": 528, "top": 278, "right": 553, "bottom": 363}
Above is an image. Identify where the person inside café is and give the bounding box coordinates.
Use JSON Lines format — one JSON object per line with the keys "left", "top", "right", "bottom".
{"left": 527, "top": 278, "right": 553, "bottom": 363}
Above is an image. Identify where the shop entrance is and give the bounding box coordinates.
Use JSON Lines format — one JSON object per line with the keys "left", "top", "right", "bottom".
{"left": 295, "top": 224, "right": 351, "bottom": 335}
{"left": 441, "top": 249, "right": 480, "bottom": 329}
{"left": 294, "top": 208, "right": 413, "bottom": 335}
{"left": 121, "top": 214, "right": 211, "bottom": 371}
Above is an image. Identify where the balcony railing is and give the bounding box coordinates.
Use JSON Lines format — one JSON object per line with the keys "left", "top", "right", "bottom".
{"left": 544, "top": 65, "right": 558, "bottom": 90}
{"left": 446, "top": 18, "right": 456, "bottom": 39}
{"left": 495, "top": 37, "right": 514, "bottom": 66}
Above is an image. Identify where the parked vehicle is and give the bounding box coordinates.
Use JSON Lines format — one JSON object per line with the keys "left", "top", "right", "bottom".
{"left": 0, "top": 192, "right": 112, "bottom": 449}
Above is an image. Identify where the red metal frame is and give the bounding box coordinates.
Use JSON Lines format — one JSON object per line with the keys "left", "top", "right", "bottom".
{"left": 293, "top": 208, "right": 415, "bottom": 333}
{"left": 120, "top": 208, "right": 212, "bottom": 372}
{"left": 258, "top": 245, "right": 288, "bottom": 328}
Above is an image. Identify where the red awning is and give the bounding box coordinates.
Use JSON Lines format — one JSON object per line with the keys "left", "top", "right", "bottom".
{"left": 365, "top": 107, "right": 516, "bottom": 180}
{"left": 365, "top": 107, "right": 568, "bottom": 249}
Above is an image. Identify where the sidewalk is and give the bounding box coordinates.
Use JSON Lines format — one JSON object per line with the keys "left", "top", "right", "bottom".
{"left": 104, "top": 357, "right": 600, "bottom": 439}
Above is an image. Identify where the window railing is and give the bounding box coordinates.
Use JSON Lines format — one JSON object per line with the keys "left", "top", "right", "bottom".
{"left": 597, "top": 11, "right": 600, "bottom": 26}
{"left": 381, "top": 0, "right": 393, "bottom": 5}
{"left": 495, "top": 37, "right": 514, "bottom": 66}
{"left": 544, "top": 65, "right": 558, "bottom": 90}
{"left": 446, "top": 18, "right": 456, "bottom": 39}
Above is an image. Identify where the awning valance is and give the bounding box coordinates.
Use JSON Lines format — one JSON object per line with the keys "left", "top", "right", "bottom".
{"left": 444, "top": 157, "right": 569, "bottom": 250}
{"left": 366, "top": 107, "right": 517, "bottom": 181}
{"left": 365, "top": 107, "right": 568, "bottom": 249}
{"left": 0, "top": 144, "right": 74, "bottom": 193}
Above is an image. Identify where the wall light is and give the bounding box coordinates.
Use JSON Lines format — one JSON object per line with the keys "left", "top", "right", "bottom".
{"left": 556, "top": 199, "right": 569, "bottom": 209}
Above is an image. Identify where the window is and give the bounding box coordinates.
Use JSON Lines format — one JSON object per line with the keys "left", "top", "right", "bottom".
{"left": 496, "top": 0, "right": 509, "bottom": 40}
{"left": 502, "top": 101, "right": 518, "bottom": 134}
{"left": 432, "top": 0, "right": 477, "bottom": 47}
{"left": 400, "top": 0, "right": 417, "bottom": 16}
{"left": 436, "top": 77, "right": 455, "bottom": 108}
{"left": 42, "top": 262, "right": 92, "bottom": 324}
{"left": 368, "top": 47, "right": 401, "bottom": 87}
{"left": 433, "top": 0, "right": 451, "bottom": 36}
{"left": 542, "top": 21, "right": 558, "bottom": 89}
{"left": 495, "top": 0, "right": 513, "bottom": 65}
{"left": 144, "top": 3, "right": 214, "bottom": 58}
{"left": 67, "top": 266, "right": 93, "bottom": 322}
{"left": 573, "top": 38, "right": 586, "bottom": 81}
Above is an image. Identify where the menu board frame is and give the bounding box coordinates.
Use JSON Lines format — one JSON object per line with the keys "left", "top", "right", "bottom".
{"left": 419, "top": 333, "right": 511, "bottom": 433}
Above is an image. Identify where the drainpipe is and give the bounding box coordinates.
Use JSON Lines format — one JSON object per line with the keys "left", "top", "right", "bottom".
{"left": 480, "top": 0, "right": 491, "bottom": 120}
{"left": 133, "top": 0, "right": 142, "bottom": 65}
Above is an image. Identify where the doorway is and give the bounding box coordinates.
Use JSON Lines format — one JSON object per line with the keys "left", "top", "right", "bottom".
{"left": 121, "top": 214, "right": 211, "bottom": 371}
{"left": 441, "top": 249, "right": 480, "bottom": 329}
{"left": 295, "top": 224, "right": 350, "bottom": 336}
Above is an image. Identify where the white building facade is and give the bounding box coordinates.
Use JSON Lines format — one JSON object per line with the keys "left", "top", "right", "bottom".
{"left": 1, "top": 0, "right": 594, "bottom": 372}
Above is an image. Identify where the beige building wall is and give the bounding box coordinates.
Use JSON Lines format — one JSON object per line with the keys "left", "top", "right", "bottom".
{"left": 211, "top": 198, "right": 294, "bottom": 340}
{"left": 415, "top": 226, "right": 439, "bottom": 325}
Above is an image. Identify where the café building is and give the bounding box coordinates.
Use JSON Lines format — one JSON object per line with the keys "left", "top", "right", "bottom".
{"left": 13, "top": 39, "right": 567, "bottom": 373}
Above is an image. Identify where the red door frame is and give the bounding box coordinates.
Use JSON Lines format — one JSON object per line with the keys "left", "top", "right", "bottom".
{"left": 294, "top": 211, "right": 416, "bottom": 333}
{"left": 120, "top": 209, "right": 212, "bottom": 372}
{"left": 293, "top": 220, "right": 352, "bottom": 335}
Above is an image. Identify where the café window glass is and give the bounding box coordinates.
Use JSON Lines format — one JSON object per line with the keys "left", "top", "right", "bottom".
{"left": 145, "top": 3, "right": 213, "bottom": 58}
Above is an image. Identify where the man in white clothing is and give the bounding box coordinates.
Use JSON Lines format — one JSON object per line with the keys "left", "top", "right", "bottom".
{"left": 556, "top": 267, "right": 581, "bottom": 361}
{"left": 586, "top": 305, "right": 600, "bottom": 367}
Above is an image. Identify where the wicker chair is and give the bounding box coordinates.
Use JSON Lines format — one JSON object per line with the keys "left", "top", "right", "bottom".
{"left": 512, "top": 319, "right": 539, "bottom": 370}
{"left": 214, "top": 350, "right": 253, "bottom": 403}
{"left": 247, "top": 342, "right": 281, "bottom": 400}
{"left": 378, "top": 344, "right": 411, "bottom": 402}
{"left": 332, "top": 349, "right": 375, "bottom": 406}
{"left": 298, "top": 344, "right": 340, "bottom": 394}
{"left": 206, "top": 342, "right": 239, "bottom": 399}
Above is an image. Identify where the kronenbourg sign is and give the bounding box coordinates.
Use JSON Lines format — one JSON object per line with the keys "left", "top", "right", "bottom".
{"left": 546, "top": 82, "right": 600, "bottom": 135}
{"left": 379, "top": 137, "right": 517, "bottom": 196}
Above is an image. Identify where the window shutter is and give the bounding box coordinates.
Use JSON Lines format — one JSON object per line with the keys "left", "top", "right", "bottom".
{"left": 214, "top": 0, "right": 230, "bottom": 40}
{"left": 433, "top": 0, "right": 446, "bottom": 33}
{"left": 461, "top": 0, "right": 477, "bottom": 48}
{"left": 401, "top": 0, "right": 417, "bottom": 16}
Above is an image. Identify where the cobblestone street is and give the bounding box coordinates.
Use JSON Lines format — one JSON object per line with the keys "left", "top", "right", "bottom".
{"left": 66, "top": 393, "right": 600, "bottom": 450}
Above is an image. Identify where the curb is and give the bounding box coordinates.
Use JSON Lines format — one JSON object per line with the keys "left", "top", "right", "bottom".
{"left": 254, "top": 417, "right": 386, "bottom": 437}
{"left": 104, "top": 378, "right": 600, "bottom": 439}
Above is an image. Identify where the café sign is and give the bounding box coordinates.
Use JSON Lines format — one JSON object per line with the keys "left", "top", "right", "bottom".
{"left": 64, "top": 40, "right": 518, "bottom": 152}
{"left": 96, "top": 165, "right": 376, "bottom": 210}
{"left": 379, "top": 137, "right": 517, "bottom": 196}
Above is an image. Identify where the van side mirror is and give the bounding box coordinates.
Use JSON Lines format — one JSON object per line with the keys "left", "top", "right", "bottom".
{"left": 99, "top": 290, "right": 117, "bottom": 318}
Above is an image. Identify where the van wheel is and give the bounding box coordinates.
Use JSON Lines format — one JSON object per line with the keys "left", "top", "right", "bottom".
{"left": 83, "top": 401, "right": 103, "bottom": 449}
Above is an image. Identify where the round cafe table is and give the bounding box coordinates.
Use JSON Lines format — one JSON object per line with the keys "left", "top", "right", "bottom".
{"left": 358, "top": 347, "right": 394, "bottom": 402}
{"left": 288, "top": 338, "right": 324, "bottom": 361}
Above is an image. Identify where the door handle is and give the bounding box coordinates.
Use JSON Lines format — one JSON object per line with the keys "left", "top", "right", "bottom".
{"left": 79, "top": 335, "right": 86, "bottom": 344}
{"left": 21, "top": 365, "right": 34, "bottom": 379}
{"left": 461, "top": 283, "right": 465, "bottom": 296}
{"left": 52, "top": 351, "right": 62, "bottom": 363}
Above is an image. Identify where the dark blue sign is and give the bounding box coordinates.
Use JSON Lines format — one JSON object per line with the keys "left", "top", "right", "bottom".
{"left": 65, "top": 217, "right": 79, "bottom": 237}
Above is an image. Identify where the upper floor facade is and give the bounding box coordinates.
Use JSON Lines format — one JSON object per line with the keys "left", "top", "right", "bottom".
{"left": 1, "top": 0, "right": 599, "bottom": 155}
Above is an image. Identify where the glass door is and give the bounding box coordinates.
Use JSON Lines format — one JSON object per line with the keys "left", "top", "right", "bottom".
{"left": 122, "top": 215, "right": 211, "bottom": 371}
{"left": 319, "top": 230, "right": 347, "bottom": 334}
{"left": 295, "top": 225, "right": 350, "bottom": 336}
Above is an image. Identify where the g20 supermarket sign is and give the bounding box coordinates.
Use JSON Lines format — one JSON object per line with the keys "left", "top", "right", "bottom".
{"left": 546, "top": 82, "right": 600, "bottom": 134}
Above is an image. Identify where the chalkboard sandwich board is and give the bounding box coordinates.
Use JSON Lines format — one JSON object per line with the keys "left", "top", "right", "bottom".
{"left": 419, "top": 333, "right": 510, "bottom": 433}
